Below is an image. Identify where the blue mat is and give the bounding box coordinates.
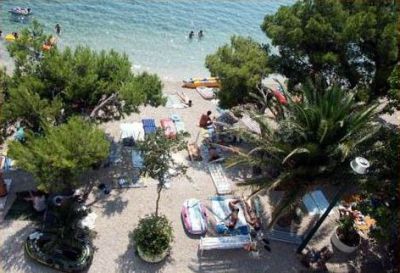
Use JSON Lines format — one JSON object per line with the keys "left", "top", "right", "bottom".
{"left": 142, "top": 119, "right": 156, "bottom": 135}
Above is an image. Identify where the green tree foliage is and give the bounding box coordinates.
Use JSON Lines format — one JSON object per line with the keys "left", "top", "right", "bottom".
{"left": 205, "top": 36, "right": 270, "bottom": 109}
{"left": 8, "top": 117, "right": 109, "bottom": 193}
{"left": 226, "top": 82, "right": 377, "bottom": 226}
{"left": 3, "top": 21, "right": 165, "bottom": 131}
{"left": 386, "top": 63, "right": 400, "bottom": 113}
{"left": 356, "top": 125, "right": 398, "bottom": 242}
{"left": 135, "top": 129, "right": 188, "bottom": 216}
{"left": 262, "top": 0, "right": 398, "bottom": 108}
{"left": 7, "top": 20, "right": 49, "bottom": 77}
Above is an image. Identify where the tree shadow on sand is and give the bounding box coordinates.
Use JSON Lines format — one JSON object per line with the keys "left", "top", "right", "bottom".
{"left": 0, "top": 222, "right": 57, "bottom": 273}
{"left": 115, "top": 239, "right": 173, "bottom": 273}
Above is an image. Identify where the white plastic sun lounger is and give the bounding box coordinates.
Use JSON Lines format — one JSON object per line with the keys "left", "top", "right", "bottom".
{"left": 199, "top": 234, "right": 251, "bottom": 255}
{"left": 208, "top": 164, "right": 232, "bottom": 195}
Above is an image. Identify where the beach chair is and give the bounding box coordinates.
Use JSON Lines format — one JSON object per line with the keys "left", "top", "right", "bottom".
{"left": 208, "top": 164, "right": 232, "bottom": 195}
{"left": 198, "top": 234, "right": 251, "bottom": 256}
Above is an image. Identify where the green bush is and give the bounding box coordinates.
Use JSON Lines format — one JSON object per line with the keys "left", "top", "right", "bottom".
{"left": 132, "top": 214, "right": 173, "bottom": 257}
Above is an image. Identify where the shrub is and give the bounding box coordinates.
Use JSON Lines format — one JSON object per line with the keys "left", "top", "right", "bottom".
{"left": 132, "top": 214, "right": 173, "bottom": 257}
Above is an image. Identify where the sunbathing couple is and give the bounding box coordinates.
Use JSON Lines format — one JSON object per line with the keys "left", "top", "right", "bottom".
{"left": 226, "top": 198, "right": 261, "bottom": 231}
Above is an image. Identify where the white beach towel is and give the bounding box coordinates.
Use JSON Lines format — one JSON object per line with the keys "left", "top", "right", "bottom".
{"left": 132, "top": 122, "right": 145, "bottom": 141}
{"left": 166, "top": 95, "right": 185, "bottom": 109}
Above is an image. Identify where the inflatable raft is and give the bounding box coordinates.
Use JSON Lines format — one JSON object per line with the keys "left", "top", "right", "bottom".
{"left": 182, "top": 77, "right": 220, "bottom": 89}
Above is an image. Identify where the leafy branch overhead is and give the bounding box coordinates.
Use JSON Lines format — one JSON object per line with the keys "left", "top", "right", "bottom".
{"left": 225, "top": 82, "right": 378, "bottom": 227}
{"left": 8, "top": 117, "right": 110, "bottom": 193}
{"left": 2, "top": 20, "right": 165, "bottom": 131}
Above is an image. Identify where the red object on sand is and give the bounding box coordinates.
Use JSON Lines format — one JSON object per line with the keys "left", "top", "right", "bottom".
{"left": 160, "top": 118, "right": 177, "bottom": 139}
{"left": 273, "top": 90, "right": 288, "bottom": 105}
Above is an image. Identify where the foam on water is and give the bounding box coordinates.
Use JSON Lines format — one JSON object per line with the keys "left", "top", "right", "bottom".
{"left": 0, "top": 0, "right": 293, "bottom": 80}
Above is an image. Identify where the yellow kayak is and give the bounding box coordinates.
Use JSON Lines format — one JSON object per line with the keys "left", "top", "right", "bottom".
{"left": 5, "top": 34, "right": 16, "bottom": 42}
{"left": 182, "top": 77, "right": 220, "bottom": 88}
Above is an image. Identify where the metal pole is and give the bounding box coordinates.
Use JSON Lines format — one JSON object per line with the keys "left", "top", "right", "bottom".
{"left": 296, "top": 184, "right": 348, "bottom": 254}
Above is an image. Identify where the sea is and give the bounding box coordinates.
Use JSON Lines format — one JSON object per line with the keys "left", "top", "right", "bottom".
{"left": 0, "top": 0, "right": 292, "bottom": 81}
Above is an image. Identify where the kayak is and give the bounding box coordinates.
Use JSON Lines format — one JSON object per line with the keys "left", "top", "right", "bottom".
{"left": 9, "top": 7, "right": 32, "bottom": 16}
{"left": 182, "top": 77, "right": 220, "bottom": 89}
{"left": 5, "top": 34, "right": 15, "bottom": 42}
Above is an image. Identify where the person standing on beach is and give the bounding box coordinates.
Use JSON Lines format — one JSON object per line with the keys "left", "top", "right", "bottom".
{"left": 55, "top": 24, "right": 61, "bottom": 35}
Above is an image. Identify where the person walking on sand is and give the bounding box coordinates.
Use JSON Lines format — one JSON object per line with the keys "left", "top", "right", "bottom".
{"left": 55, "top": 24, "right": 61, "bottom": 35}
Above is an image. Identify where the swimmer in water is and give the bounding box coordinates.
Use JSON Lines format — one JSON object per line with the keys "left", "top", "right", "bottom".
{"left": 188, "top": 30, "right": 194, "bottom": 39}
{"left": 198, "top": 30, "right": 204, "bottom": 39}
{"left": 55, "top": 24, "right": 61, "bottom": 35}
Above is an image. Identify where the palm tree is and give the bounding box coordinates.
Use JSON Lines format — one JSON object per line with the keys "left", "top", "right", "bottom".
{"left": 225, "top": 81, "right": 378, "bottom": 228}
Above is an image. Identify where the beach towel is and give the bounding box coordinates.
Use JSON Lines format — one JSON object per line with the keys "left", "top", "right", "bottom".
{"left": 211, "top": 196, "right": 249, "bottom": 234}
{"left": 132, "top": 122, "right": 145, "bottom": 141}
{"left": 160, "top": 118, "right": 177, "bottom": 139}
{"left": 166, "top": 94, "right": 185, "bottom": 109}
{"left": 132, "top": 149, "right": 144, "bottom": 169}
{"left": 196, "top": 87, "right": 215, "bottom": 100}
{"left": 171, "top": 114, "right": 186, "bottom": 132}
{"left": 142, "top": 119, "right": 156, "bottom": 135}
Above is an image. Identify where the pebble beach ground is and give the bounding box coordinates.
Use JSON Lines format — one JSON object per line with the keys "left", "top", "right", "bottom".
{"left": 0, "top": 78, "right": 397, "bottom": 273}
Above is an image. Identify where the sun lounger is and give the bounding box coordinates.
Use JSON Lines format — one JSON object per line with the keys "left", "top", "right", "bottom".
{"left": 142, "top": 119, "right": 156, "bottom": 135}
{"left": 208, "top": 164, "right": 232, "bottom": 195}
{"left": 199, "top": 234, "right": 251, "bottom": 256}
{"left": 302, "top": 190, "right": 331, "bottom": 215}
{"left": 160, "top": 118, "right": 177, "bottom": 139}
{"left": 196, "top": 87, "right": 215, "bottom": 100}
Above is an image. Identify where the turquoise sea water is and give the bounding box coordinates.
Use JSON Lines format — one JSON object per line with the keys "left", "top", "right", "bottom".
{"left": 0, "top": 0, "right": 292, "bottom": 81}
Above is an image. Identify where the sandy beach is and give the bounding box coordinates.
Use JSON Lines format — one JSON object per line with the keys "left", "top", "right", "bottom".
{"left": 1, "top": 77, "right": 392, "bottom": 273}
{"left": 0, "top": 80, "right": 306, "bottom": 273}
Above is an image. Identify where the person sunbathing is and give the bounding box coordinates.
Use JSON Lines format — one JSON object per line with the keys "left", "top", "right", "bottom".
{"left": 242, "top": 199, "right": 261, "bottom": 231}
{"left": 24, "top": 191, "right": 47, "bottom": 212}
{"left": 226, "top": 199, "right": 241, "bottom": 229}
{"left": 176, "top": 91, "right": 192, "bottom": 107}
